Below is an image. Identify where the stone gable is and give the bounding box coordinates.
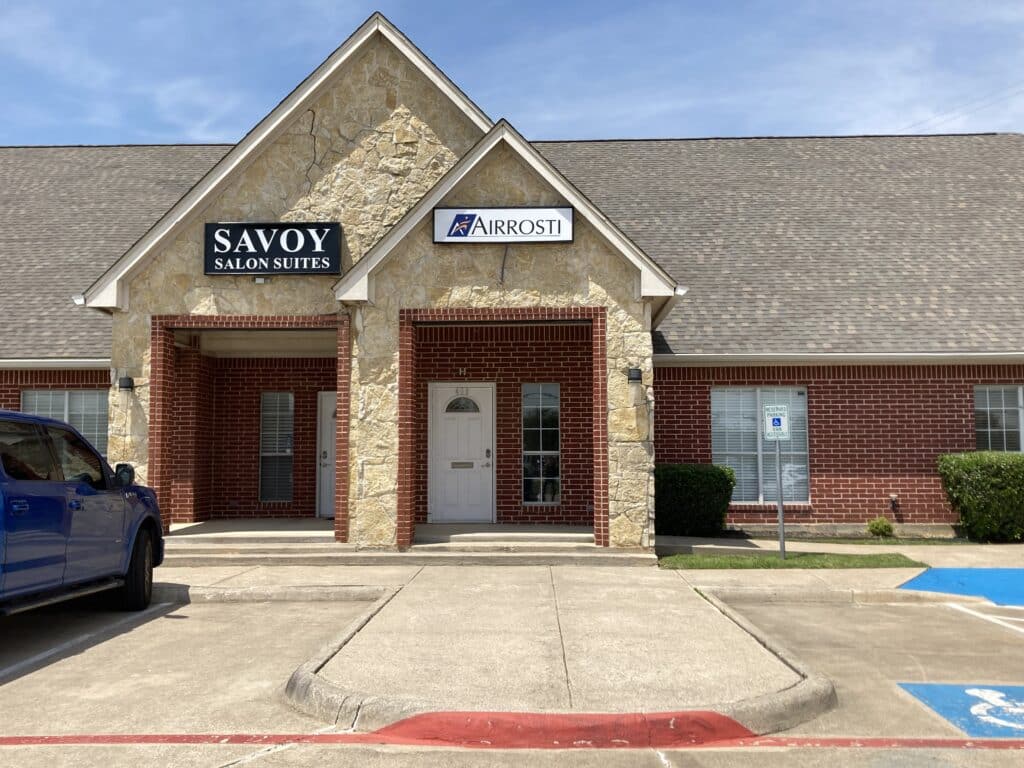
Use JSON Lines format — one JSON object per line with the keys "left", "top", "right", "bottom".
{"left": 348, "top": 143, "right": 655, "bottom": 547}
{"left": 108, "top": 32, "right": 484, "bottom": 474}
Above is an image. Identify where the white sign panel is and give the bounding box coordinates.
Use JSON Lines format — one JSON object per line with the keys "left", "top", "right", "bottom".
{"left": 763, "top": 404, "right": 790, "bottom": 441}
{"left": 433, "top": 207, "right": 573, "bottom": 244}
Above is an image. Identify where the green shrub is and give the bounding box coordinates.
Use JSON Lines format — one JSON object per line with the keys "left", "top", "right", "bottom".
{"left": 655, "top": 463, "right": 735, "bottom": 537}
{"left": 937, "top": 452, "right": 1024, "bottom": 542}
{"left": 867, "top": 516, "right": 894, "bottom": 538}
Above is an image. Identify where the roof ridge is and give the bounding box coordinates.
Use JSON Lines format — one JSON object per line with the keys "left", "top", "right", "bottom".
{"left": 0, "top": 143, "right": 235, "bottom": 149}
{"left": 532, "top": 132, "right": 1015, "bottom": 144}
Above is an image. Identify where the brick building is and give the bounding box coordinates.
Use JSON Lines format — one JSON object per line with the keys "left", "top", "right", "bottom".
{"left": 2, "top": 14, "right": 1022, "bottom": 548}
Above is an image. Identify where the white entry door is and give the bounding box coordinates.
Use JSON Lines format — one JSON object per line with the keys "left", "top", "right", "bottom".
{"left": 428, "top": 383, "right": 495, "bottom": 523}
{"left": 316, "top": 391, "right": 337, "bottom": 519}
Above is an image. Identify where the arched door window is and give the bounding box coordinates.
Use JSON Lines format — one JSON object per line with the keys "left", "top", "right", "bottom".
{"left": 446, "top": 396, "right": 480, "bottom": 413}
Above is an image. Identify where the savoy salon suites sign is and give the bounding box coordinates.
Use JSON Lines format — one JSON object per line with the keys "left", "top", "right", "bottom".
{"left": 204, "top": 222, "right": 341, "bottom": 275}
{"left": 433, "top": 207, "right": 573, "bottom": 244}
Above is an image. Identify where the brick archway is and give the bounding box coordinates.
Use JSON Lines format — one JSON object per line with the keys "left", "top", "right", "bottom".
{"left": 148, "top": 313, "right": 351, "bottom": 542}
{"left": 397, "top": 307, "right": 608, "bottom": 549}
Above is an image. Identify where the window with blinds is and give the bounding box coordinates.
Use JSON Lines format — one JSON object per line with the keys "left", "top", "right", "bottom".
{"left": 260, "top": 392, "right": 294, "bottom": 502}
{"left": 711, "top": 387, "right": 809, "bottom": 503}
{"left": 975, "top": 385, "right": 1023, "bottom": 452}
{"left": 22, "top": 389, "right": 108, "bottom": 456}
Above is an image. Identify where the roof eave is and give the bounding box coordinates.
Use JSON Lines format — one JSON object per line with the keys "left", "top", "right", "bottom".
{"left": 82, "top": 12, "right": 492, "bottom": 311}
{"left": 335, "top": 120, "right": 677, "bottom": 302}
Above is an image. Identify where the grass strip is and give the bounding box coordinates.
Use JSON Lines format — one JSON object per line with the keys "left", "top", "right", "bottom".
{"left": 659, "top": 552, "right": 928, "bottom": 569}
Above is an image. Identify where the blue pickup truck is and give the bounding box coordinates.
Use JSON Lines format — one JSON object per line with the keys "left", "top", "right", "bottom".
{"left": 0, "top": 410, "right": 163, "bottom": 615}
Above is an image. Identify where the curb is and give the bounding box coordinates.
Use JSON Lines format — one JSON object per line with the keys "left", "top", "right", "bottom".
{"left": 282, "top": 583, "right": 839, "bottom": 738}
{"left": 283, "top": 586, "right": 435, "bottom": 730}
{"left": 699, "top": 588, "right": 837, "bottom": 734}
{"left": 152, "top": 583, "right": 388, "bottom": 604}
{"left": 701, "top": 586, "right": 990, "bottom": 605}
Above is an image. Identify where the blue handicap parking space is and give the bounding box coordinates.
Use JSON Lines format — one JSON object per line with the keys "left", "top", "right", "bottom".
{"left": 899, "top": 568, "right": 1024, "bottom": 606}
{"left": 900, "top": 683, "right": 1024, "bottom": 737}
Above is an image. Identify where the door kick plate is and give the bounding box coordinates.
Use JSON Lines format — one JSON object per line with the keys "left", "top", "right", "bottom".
{"left": 450, "top": 461, "right": 474, "bottom": 469}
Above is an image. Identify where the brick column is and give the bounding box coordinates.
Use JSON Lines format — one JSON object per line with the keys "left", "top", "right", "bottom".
{"left": 148, "top": 323, "right": 176, "bottom": 535}
{"left": 591, "top": 310, "right": 609, "bottom": 546}
{"left": 396, "top": 311, "right": 416, "bottom": 550}
{"left": 333, "top": 314, "right": 351, "bottom": 542}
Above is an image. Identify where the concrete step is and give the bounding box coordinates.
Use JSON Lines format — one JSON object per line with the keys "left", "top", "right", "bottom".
{"left": 165, "top": 534, "right": 337, "bottom": 545}
{"left": 159, "top": 550, "right": 656, "bottom": 567}
{"left": 413, "top": 531, "right": 594, "bottom": 545}
{"left": 409, "top": 542, "right": 597, "bottom": 553}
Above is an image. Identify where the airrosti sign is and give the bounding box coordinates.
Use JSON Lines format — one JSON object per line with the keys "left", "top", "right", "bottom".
{"left": 204, "top": 222, "right": 342, "bottom": 275}
{"left": 433, "top": 207, "right": 574, "bottom": 244}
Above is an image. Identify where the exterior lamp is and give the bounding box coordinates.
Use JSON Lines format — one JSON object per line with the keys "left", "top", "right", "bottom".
{"left": 626, "top": 368, "right": 642, "bottom": 383}
{"left": 118, "top": 376, "right": 135, "bottom": 392}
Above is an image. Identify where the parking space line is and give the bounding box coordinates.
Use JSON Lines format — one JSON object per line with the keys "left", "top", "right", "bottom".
{"left": 0, "top": 603, "right": 173, "bottom": 682}
{"left": 947, "top": 603, "right": 1024, "bottom": 637}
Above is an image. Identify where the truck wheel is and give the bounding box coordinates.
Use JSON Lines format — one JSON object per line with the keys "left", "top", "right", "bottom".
{"left": 121, "top": 529, "right": 153, "bottom": 611}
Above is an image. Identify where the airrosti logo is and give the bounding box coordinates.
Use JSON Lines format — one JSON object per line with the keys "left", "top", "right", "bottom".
{"left": 447, "top": 213, "right": 477, "bottom": 237}
{"left": 433, "top": 208, "right": 574, "bottom": 244}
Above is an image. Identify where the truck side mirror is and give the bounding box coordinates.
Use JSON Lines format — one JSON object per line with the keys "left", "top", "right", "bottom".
{"left": 114, "top": 463, "right": 135, "bottom": 489}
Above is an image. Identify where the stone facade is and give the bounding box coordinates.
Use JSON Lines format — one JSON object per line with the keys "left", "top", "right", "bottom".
{"left": 348, "top": 144, "right": 655, "bottom": 547}
{"left": 107, "top": 33, "right": 656, "bottom": 549}
{"left": 108, "top": 33, "right": 482, "bottom": 478}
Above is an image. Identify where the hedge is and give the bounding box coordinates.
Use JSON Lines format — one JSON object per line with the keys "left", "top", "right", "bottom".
{"left": 654, "top": 463, "right": 736, "bottom": 537}
{"left": 937, "top": 451, "right": 1024, "bottom": 542}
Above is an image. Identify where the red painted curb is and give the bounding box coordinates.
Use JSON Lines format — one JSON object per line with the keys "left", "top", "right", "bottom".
{"left": 369, "top": 710, "right": 754, "bottom": 748}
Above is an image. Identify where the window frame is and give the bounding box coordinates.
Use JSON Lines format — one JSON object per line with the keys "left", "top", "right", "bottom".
{"left": 259, "top": 392, "right": 295, "bottom": 503}
{"left": 21, "top": 389, "right": 109, "bottom": 457}
{"left": 710, "top": 386, "right": 811, "bottom": 505}
{"left": 974, "top": 384, "right": 1024, "bottom": 453}
{"left": 521, "top": 382, "right": 561, "bottom": 506}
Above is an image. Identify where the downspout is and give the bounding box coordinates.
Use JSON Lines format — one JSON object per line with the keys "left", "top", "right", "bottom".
{"left": 645, "top": 286, "right": 688, "bottom": 551}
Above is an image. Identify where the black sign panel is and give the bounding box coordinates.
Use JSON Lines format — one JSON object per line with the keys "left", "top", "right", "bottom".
{"left": 204, "top": 222, "right": 342, "bottom": 275}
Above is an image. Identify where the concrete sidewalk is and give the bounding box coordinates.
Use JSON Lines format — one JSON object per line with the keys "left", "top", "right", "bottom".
{"left": 658, "top": 536, "right": 1024, "bottom": 567}
{"left": 316, "top": 566, "right": 801, "bottom": 713}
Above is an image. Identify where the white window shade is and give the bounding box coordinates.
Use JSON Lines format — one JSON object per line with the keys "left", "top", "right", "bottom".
{"left": 712, "top": 387, "right": 809, "bottom": 503}
{"left": 260, "top": 392, "right": 294, "bottom": 502}
{"left": 22, "top": 389, "right": 108, "bottom": 456}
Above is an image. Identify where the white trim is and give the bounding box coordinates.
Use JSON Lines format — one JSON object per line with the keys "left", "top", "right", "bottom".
{"left": 82, "top": 13, "right": 492, "bottom": 310}
{"left": 334, "top": 120, "right": 677, "bottom": 302}
{"left": 651, "top": 286, "right": 689, "bottom": 329}
{"left": 653, "top": 352, "right": 1024, "bottom": 366}
{"left": 0, "top": 358, "right": 111, "bottom": 370}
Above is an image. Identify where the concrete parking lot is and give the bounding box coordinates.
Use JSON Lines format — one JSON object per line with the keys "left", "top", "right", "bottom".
{"left": 1, "top": 563, "right": 1023, "bottom": 766}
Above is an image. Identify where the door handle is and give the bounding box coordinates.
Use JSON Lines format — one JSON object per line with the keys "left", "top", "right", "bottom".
{"left": 9, "top": 499, "right": 29, "bottom": 514}
{"left": 68, "top": 499, "right": 82, "bottom": 511}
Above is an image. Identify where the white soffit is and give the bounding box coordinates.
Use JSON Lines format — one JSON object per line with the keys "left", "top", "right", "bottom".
{"left": 334, "top": 120, "right": 677, "bottom": 302}
{"left": 82, "top": 12, "right": 492, "bottom": 310}
{"left": 652, "top": 352, "right": 1024, "bottom": 366}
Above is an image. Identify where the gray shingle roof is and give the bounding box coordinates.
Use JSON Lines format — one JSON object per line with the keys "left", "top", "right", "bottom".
{"left": 535, "top": 134, "right": 1024, "bottom": 355}
{"left": 3, "top": 135, "right": 1022, "bottom": 360}
{"left": 0, "top": 145, "right": 229, "bottom": 360}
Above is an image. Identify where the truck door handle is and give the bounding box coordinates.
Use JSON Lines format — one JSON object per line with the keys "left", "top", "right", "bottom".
{"left": 68, "top": 499, "right": 82, "bottom": 511}
{"left": 9, "top": 499, "right": 29, "bottom": 514}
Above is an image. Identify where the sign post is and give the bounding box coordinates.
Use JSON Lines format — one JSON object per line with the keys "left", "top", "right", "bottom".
{"left": 763, "top": 404, "right": 789, "bottom": 560}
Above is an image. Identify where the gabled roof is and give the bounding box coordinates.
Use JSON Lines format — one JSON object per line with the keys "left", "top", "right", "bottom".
{"left": 333, "top": 120, "right": 678, "bottom": 302}
{"left": 535, "top": 133, "right": 1024, "bottom": 356}
{"left": 81, "top": 12, "right": 492, "bottom": 310}
{"left": 0, "top": 144, "right": 229, "bottom": 362}
{"left": 5, "top": 134, "right": 1024, "bottom": 361}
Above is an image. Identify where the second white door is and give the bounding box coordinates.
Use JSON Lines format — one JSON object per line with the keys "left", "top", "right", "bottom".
{"left": 428, "top": 383, "right": 495, "bottom": 523}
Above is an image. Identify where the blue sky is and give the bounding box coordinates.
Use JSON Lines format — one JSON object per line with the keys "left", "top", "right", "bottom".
{"left": 3, "top": 1, "right": 1024, "bottom": 145}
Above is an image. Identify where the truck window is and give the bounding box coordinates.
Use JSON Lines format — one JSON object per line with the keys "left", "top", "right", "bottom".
{"left": 0, "top": 420, "right": 59, "bottom": 481}
{"left": 47, "top": 427, "right": 108, "bottom": 491}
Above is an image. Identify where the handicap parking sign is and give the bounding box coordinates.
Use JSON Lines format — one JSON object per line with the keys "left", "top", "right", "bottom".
{"left": 900, "top": 683, "right": 1024, "bottom": 737}
{"left": 763, "top": 405, "right": 789, "bottom": 441}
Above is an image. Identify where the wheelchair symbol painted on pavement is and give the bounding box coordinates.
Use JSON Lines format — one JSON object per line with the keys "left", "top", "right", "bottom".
{"left": 901, "top": 683, "right": 1024, "bottom": 737}
{"left": 966, "top": 687, "right": 1024, "bottom": 731}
